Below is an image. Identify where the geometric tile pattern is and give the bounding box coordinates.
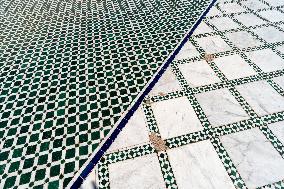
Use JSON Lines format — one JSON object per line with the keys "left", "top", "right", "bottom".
{"left": 92, "top": 0, "right": 284, "bottom": 188}
{"left": 0, "top": 0, "right": 213, "bottom": 188}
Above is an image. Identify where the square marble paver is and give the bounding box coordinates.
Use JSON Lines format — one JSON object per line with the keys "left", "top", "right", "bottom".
{"left": 246, "top": 49, "right": 284, "bottom": 72}
{"left": 273, "top": 75, "right": 284, "bottom": 89}
{"left": 193, "top": 21, "right": 214, "bottom": 35}
{"left": 258, "top": 10, "right": 284, "bottom": 22}
{"left": 108, "top": 107, "right": 149, "bottom": 152}
{"left": 210, "top": 17, "right": 239, "bottom": 31}
{"left": 109, "top": 154, "right": 165, "bottom": 189}
{"left": 219, "top": 3, "right": 246, "bottom": 14}
{"left": 195, "top": 88, "right": 249, "bottom": 127}
{"left": 236, "top": 81, "right": 284, "bottom": 116}
{"left": 226, "top": 31, "right": 262, "bottom": 49}
{"left": 151, "top": 97, "right": 203, "bottom": 139}
{"left": 241, "top": 0, "right": 269, "bottom": 10}
{"left": 206, "top": 7, "right": 222, "bottom": 17}
{"left": 174, "top": 41, "right": 200, "bottom": 60}
{"left": 179, "top": 60, "right": 221, "bottom": 87}
{"left": 149, "top": 69, "right": 181, "bottom": 96}
{"left": 195, "top": 35, "right": 231, "bottom": 54}
{"left": 168, "top": 140, "right": 235, "bottom": 189}
{"left": 268, "top": 121, "right": 284, "bottom": 144}
{"left": 276, "top": 44, "right": 284, "bottom": 54}
{"left": 234, "top": 13, "right": 266, "bottom": 27}
{"left": 214, "top": 54, "right": 257, "bottom": 80}
{"left": 264, "top": 0, "right": 284, "bottom": 7}
{"left": 253, "top": 26, "right": 284, "bottom": 43}
{"left": 220, "top": 128, "right": 284, "bottom": 188}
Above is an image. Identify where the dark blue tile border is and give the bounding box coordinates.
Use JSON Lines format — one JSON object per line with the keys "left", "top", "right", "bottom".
{"left": 70, "top": 0, "right": 217, "bottom": 188}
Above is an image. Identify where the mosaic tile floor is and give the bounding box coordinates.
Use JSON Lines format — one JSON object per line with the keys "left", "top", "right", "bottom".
{"left": 82, "top": 0, "right": 284, "bottom": 188}
{"left": 0, "top": 0, "right": 215, "bottom": 188}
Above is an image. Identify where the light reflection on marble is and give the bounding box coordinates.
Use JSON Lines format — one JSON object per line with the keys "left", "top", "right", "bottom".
{"left": 253, "top": 26, "right": 284, "bottom": 44}
{"left": 151, "top": 97, "right": 203, "bottom": 139}
{"left": 240, "top": 0, "right": 269, "bottom": 10}
{"left": 220, "top": 128, "right": 284, "bottom": 188}
{"left": 219, "top": 3, "right": 246, "bottom": 14}
{"left": 236, "top": 81, "right": 284, "bottom": 116}
{"left": 234, "top": 13, "right": 266, "bottom": 27}
{"left": 108, "top": 107, "right": 149, "bottom": 152}
{"left": 195, "top": 88, "right": 249, "bottom": 127}
{"left": 195, "top": 35, "right": 232, "bottom": 54}
{"left": 193, "top": 21, "right": 214, "bottom": 35}
{"left": 179, "top": 60, "right": 221, "bottom": 87}
{"left": 109, "top": 154, "right": 166, "bottom": 189}
{"left": 209, "top": 17, "right": 239, "bottom": 31}
{"left": 258, "top": 10, "right": 284, "bottom": 23}
{"left": 149, "top": 68, "right": 181, "bottom": 96}
{"left": 168, "top": 140, "right": 235, "bottom": 189}
{"left": 226, "top": 31, "right": 262, "bottom": 49}
{"left": 174, "top": 41, "right": 200, "bottom": 60}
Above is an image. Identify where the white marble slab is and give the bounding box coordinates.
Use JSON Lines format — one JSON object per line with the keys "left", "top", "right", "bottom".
{"left": 108, "top": 107, "right": 149, "bottom": 152}
{"left": 276, "top": 44, "right": 284, "bottom": 54}
{"left": 246, "top": 49, "right": 284, "bottom": 72}
{"left": 209, "top": 17, "right": 239, "bottom": 31}
{"left": 206, "top": 7, "right": 222, "bottom": 17}
{"left": 253, "top": 26, "right": 284, "bottom": 44}
{"left": 234, "top": 13, "right": 266, "bottom": 27}
{"left": 220, "top": 128, "right": 284, "bottom": 188}
{"left": 168, "top": 140, "right": 235, "bottom": 189}
{"left": 193, "top": 22, "right": 214, "bottom": 35}
{"left": 195, "top": 88, "right": 249, "bottom": 127}
{"left": 219, "top": 3, "right": 246, "bottom": 14}
{"left": 226, "top": 31, "right": 262, "bottom": 49}
{"left": 149, "top": 68, "right": 181, "bottom": 96}
{"left": 109, "top": 154, "right": 166, "bottom": 189}
{"left": 236, "top": 81, "right": 284, "bottom": 116}
{"left": 258, "top": 10, "right": 284, "bottom": 22}
{"left": 273, "top": 75, "right": 284, "bottom": 89}
{"left": 195, "top": 35, "right": 232, "bottom": 54}
{"left": 241, "top": 0, "right": 269, "bottom": 10}
{"left": 151, "top": 97, "right": 203, "bottom": 139}
{"left": 268, "top": 121, "right": 284, "bottom": 145}
{"left": 214, "top": 54, "right": 257, "bottom": 80}
{"left": 264, "top": 0, "right": 284, "bottom": 6}
{"left": 174, "top": 40, "right": 200, "bottom": 60}
{"left": 179, "top": 60, "right": 221, "bottom": 87}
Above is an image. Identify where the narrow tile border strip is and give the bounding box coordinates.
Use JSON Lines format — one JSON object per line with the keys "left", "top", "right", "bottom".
{"left": 68, "top": 0, "right": 217, "bottom": 188}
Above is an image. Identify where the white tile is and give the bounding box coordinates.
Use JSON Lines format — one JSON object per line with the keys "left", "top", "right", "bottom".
{"left": 236, "top": 81, "right": 284, "bottom": 116}
{"left": 273, "top": 75, "right": 284, "bottom": 89}
{"left": 149, "top": 68, "right": 181, "bottom": 96}
{"left": 168, "top": 140, "right": 235, "bottom": 189}
{"left": 253, "top": 26, "right": 284, "bottom": 43}
{"left": 214, "top": 54, "right": 257, "bottom": 80}
{"left": 246, "top": 49, "right": 284, "bottom": 72}
{"left": 226, "top": 31, "right": 262, "bottom": 49}
{"left": 151, "top": 97, "right": 203, "bottom": 139}
{"left": 241, "top": 0, "right": 269, "bottom": 10}
{"left": 210, "top": 17, "right": 239, "bottom": 31}
{"left": 234, "top": 13, "right": 266, "bottom": 27}
{"left": 195, "top": 88, "right": 249, "bottom": 127}
{"left": 193, "top": 22, "right": 214, "bottom": 35}
{"left": 258, "top": 10, "right": 284, "bottom": 22}
{"left": 109, "top": 154, "right": 165, "bottom": 189}
{"left": 179, "top": 60, "right": 221, "bottom": 87}
{"left": 195, "top": 35, "right": 231, "bottom": 54}
{"left": 219, "top": 3, "right": 246, "bottom": 14}
{"left": 268, "top": 121, "right": 284, "bottom": 144}
{"left": 264, "top": 0, "right": 284, "bottom": 6}
{"left": 175, "top": 41, "right": 200, "bottom": 60}
{"left": 220, "top": 128, "right": 284, "bottom": 188}
{"left": 109, "top": 107, "right": 149, "bottom": 152}
{"left": 276, "top": 44, "right": 284, "bottom": 54}
{"left": 206, "top": 7, "right": 222, "bottom": 17}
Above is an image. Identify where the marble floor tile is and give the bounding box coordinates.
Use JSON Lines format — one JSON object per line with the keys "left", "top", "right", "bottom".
{"left": 174, "top": 41, "right": 200, "bottom": 60}
{"left": 253, "top": 26, "right": 284, "bottom": 43}
{"left": 151, "top": 97, "right": 203, "bottom": 139}
{"left": 264, "top": 0, "right": 284, "bottom": 7}
{"left": 209, "top": 17, "right": 239, "bottom": 31}
{"left": 108, "top": 107, "right": 149, "bottom": 152}
{"left": 258, "top": 10, "right": 284, "bottom": 22}
{"left": 236, "top": 80, "right": 284, "bottom": 116}
{"left": 206, "top": 7, "right": 222, "bottom": 17}
{"left": 220, "top": 128, "right": 284, "bottom": 188}
{"left": 109, "top": 154, "right": 166, "bottom": 189}
{"left": 195, "top": 88, "right": 249, "bottom": 127}
{"left": 245, "top": 49, "right": 284, "bottom": 72}
{"left": 241, "top": 0, "right": 269, "bottom": 10}
{"left": 273, "top": 75, "right": 284, "bottom": 89}
{"left": 179, "top": 60, "right": 221, "bottom": 87}
{"left": 214, "top": 54, "right": 257, "bottom": 80}
{"left": 168, "top": 140, "right": 235, "bottom": 189}
{"left": 268, "top": 121, "right": 284, "bottom": 145}
{"left": 195, "top": 35, "right": 232, "bottom": 54}
{"left": 276, "top": 44, "right": 284, "bottom": 54}
{"left": 193, "top": 22, "right": 214, "bottom": 35}
{"left": 226, "top": 31, "right": 263, "bottom": 49}
{"left": 234, "top": 13, "right": 266, "bottom": 27}
{"left": 149, "top": 69, "right": 181, "bottom": 96}
{"left": 219, "top": 3, "right": 246, "bottom": 14}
